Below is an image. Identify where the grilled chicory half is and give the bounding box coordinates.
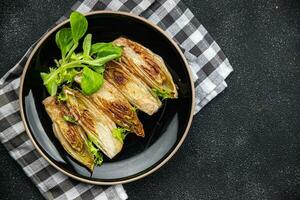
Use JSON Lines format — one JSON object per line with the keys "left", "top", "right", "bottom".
{"left": 63, "top": 86, "right": 123, "bottom": 158}
{"left": 90, "top": 81, "right": 144, "bottom": 137}
{"left": 113, "top": 37, "right": 178, "bottom": 99}
{"left": 43, "top": 96, "right": 97, "bottom": 171}
{"left": 74, "top": 75, "right": 144, "bottom": 137}
{"left": 104, "top": 61, "right": 162, "bottom": 115}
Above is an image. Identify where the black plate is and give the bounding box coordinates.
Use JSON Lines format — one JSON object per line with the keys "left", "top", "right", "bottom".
{"left": 20, "top": 11, "right": 194, "bottom": 184}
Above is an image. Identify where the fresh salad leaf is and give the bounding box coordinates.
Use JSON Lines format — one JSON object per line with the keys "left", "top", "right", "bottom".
{"left": 64, "top": 11, "right": 88, "bottom": 62}
{"left": 70, "top": 11, "right": 88, "bottom": 42}
{"left": 90, "top": 65, "right": 105, "bottom": 74}
{"left": 42, "top": 62, "right": 85, "bottom": 96}
{"left": 112, "top": 127, "right": 128, "bottom": 143}
{"left": 152, "top": 88, "right": 172, "bottom": 100}
{"left": 80, "top": 66, "right": 103, "bottom": 95}
{"left": 87, "top": 139, "right": 103, "bottom": 166}
{"left": 83, "top": 34, "right": 92, "bottom": 57}
{"left": 96, "top": 46, "right": 122, "bottom": 58}
{"left": 41, "top": 11, "right": 123, "bottom": 96}
{"left": 63, "top": 115, "right": 77, "bottom": 124}
{"left": 41, "top": 68, "right": 59, "bottom": 96}
{"left": 55, "top": 28, "right": 73, "bottom": 59}
{"left": 131, "top": 106, "right": 137, "bottom": 112}
{"left": 90, "top": 43, "right": 122, "bottom": 58}
{"left": 41, "top": 61, "right": 84, "bottom": 96}
{"left": 57, "top": 68, "right": 78, "bottom": 85}
{"left": 90, "top": 43, "right": 113, "bottom": 55}
{"left": 82, "top": 53, "right": 122, "bottom": 67}
{"left": 57, "top": 91, "right": 67, "bottom": 102}
{"left": 64, "top": 68, "right": 79, "bottom": 83}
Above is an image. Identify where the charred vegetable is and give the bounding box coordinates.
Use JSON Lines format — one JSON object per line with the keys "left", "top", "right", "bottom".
{"left": 105, "top": 61, "right": 162, "bottom": 115}
{"left": 40, "top": 11, "right": 180, "bottom": 168}
{"left": 43, "top": 96, "right": 96, "bottom": 171}
{"left": 63, "top": 86, "right": 123, "bottom": 158}
{"left": 113, "top": 37, "right": 177, "bottom": 99}
{"left": 74, "top": 76, "right": 144, "bottom": 137}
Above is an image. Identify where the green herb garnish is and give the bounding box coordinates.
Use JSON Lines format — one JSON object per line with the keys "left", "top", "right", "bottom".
{"left": 80, "top": 66, "right": 104, "bottom": 95}
{"left": 63, "top": 115, "right": 77, "bottom": 124}
{"left": 112, "top": 127, "right": 129, "bottom": 143}
{"left": 87, "top": 139, "right": 103, "bottom": 166}
{"left": 40, "top": 11, "right": 122, "bottom": 96}
{"left": 57, "top": 91, "right": 67, "bottom": 102}
{"left": 131, "top": 106, "right": 137, "bottom": 112}
{"left": 152, "top": 88, "right": 172, "bottom": 100}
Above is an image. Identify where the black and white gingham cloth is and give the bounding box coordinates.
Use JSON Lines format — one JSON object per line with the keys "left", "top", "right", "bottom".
{"left": 0, "top": 0, "right": 233, "bottom": 199}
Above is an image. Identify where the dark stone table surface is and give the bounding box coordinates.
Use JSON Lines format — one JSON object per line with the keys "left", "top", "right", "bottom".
{"left": 0, "top": 0, "right": 299, "bottom": 199}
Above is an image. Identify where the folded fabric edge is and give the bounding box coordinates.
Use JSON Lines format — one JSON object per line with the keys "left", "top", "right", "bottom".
{"left": 194, "top": 80, "right": 229, "bottom": 114}
{"left": 114, "top": 184, "right": 128, "bottom": 200}
{"left": 193, "top": 59, "right": 233, "bottom": 114}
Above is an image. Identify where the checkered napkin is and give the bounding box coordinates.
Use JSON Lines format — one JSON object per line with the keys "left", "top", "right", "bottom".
{"left": 0, "top": 0, "right": 233, "bottom": 199}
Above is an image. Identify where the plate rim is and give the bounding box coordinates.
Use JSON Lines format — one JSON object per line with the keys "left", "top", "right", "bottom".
{"left": 19, "top": 10, "right": 195, "bottom": 185}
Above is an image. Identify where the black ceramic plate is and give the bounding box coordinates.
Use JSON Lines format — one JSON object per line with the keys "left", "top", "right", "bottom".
{"left": 20, "top": 11, "right": 195, "bottom": 185}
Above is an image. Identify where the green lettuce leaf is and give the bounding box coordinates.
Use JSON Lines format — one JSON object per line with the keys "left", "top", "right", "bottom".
{"left": 87, "top": 138, "right": 103, "bottom": 166}
{"left": 63, "top": 115, "right": 77, "bottom": 124}
{"left": 112, "top": 127, "right": 128, "bottom": 143}
{"left": 151, "top": 88, "right": 172, "bottom": 100}
{"left": 55, "top": 28, "right": 74, "bottom": 59}
{"left": 80, "top": 66, "right": 103, "bottom": 95}
{"left": 40, "top": 69, "right": 58, "bottom": 96}
{"left": 70, "top": 11, "right": 88, "bottom": 42}
{"left": 83, "top": 33, "right": 92, "bottom": 57}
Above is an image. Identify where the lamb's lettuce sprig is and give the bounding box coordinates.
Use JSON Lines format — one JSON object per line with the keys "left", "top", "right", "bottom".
{"left": 41, "top": 11, "right": 122, "bottom": 96}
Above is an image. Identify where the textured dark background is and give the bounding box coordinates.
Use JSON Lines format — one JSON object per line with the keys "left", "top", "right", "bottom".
{"left": 0, "top": 0, "right": 299, "bottom": 200}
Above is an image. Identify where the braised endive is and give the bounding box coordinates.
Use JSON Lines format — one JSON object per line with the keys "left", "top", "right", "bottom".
{"left": 63, "top": 86, "right": 123, "bottom": 159}
{"left": 91, "top": 81, "right": 144, "bottom": 137}
{"left": 43, "top": 96, "right": 99, "bottom": 171}
{"left": 113, "top": 37, "right": 178, "bottom": 99}
{"left": 105, "top": 61, "right": 162, "bottom": 115}
{"left": 74, "top": 76, "right": 144, "bottom": 137}
{"left": 41, "top": 11, "right": 180, "bottom": 169}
